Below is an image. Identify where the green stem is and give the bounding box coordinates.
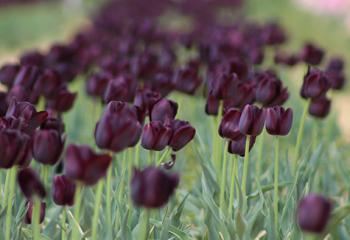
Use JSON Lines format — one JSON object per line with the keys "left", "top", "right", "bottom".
{"left": 293, "top": 99, "right": 310, "bottom": 174}
{"left": 61, "top": 207, "right": 67, "bottom": 240}
{"left": 32, "top": 197, "right": 41, "bottom": 240}
{"left": 91, "top": 180, "right": 104, "bottom": 240}
{"left": 143, "top": 210, "right": 150, "bottom": 240}
{"left": 2, "top": 168, "right": 10, "bottom": 209}
{"left": 41, "top": 165, "right": 50, "bottom": 188}
{"left": 219, "top": 141, "right": 229, "bottom": 211}
{"left": 106, "top": 163, "right": 113, "bottom": 237}
{"left": 242, "top": 135, "right": 251, "bottom": 205}
{"left": 5, "top": 166, "right": 17, "bottom": 240}
{"left": 274, "top": 137, "right": 280, "bottom": 238}
{"left": 212, "top": 101, "right": 223, "bottom": 175}
{"left": 256, "top": 130, "right": 265, "bottom": 180}
{"left": 135, "top": 142, "right": 141, "bottom": 167}
{"left": 312, "top": 121, "right": 318, "bottom": 151}
{"left": 72, "top": 182, "right": 82, "bottom": 240}
{"left": 228, "top": 155, "right": 238, "bottom": 217}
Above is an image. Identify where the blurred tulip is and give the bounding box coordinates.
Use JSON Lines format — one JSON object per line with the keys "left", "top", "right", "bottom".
{"left": 168, "top": 119, "right": 196, "bottom": 151}
{"left": 46, "top": 86, "right": 77, "bottom": 113}
{"left": 0, "top": 64, "right": 19, "bottom": 87}
{"left": 150, "top": 98, "right": 178, "bottom": 122}
{"left": 20, "top": 51, "right": 45, "bottom": 66}
{"left": 174, "top": 60, "right": 202, "bottom": 94}
{"left": 103, "top": 75, "right": 137, "bottom": 103}
{"left": 228, "top": 135, "right": 256, "bottom": 156}
{"left": 24, "top": 201, "right": 46, "bottom": 224}
{"left": 33, "top": 69, "right": 62, "bottom": 97}
{"left": 86, "top": 72, "right": 111, "bottom": 97}
{"left": 18, "top": 168, "right": 46, "bottom": 199}
{"left": 299, "top": 43, "right": 324, "bottom": 65}
{"left": 301, "top": 67, "right": 330, "bottom": 99}
{"left": 262, "top": 22, "right": 287, "bottom": 45}
{"left": 274, "top": 51, "right": 299, "bottom": 66}
{"left": 265, "top": 106, "right": 293, "bottom": 136}
{"left": 13, "top": 65, "right": 40, "bottom": 90}
{"left": 52, "top": 175, "right": 76, "bottom": 206}
{"left": 326, "top": 57, "right": 344, "bottom": 72}
{"left": 239, "top": 104, "right": 265, "bottom": 136}
{"left": 309, "top": 96, "right": 331, "bottom": 118}
{"left": 131, "top": 166, "right": 179, "bottom": 208}
{"left": 219, "top": 108, "right": 243, "bottom": 140}
{"left": 255, "top": 74, "right": 289, "bottom": 106}
{"left": 134, "top": 88, "right": 161, "bottom": 115}
{"left": 33, "top": 129, "right": 64, "bottom": 165}
{"left": 205, "top": 94, "right": 219, "bottom": 116}
{"left": 141, "top": 121, "right": 172, "bottom": 151}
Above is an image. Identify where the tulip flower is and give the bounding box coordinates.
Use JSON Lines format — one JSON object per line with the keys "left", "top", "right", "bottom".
{"left": 0, "top": 64, "right": 19, "bottom": 88}
{"left": 174, "top": 60, "right": 202, "bottom": 94}
{"left": 150, "top": 98, "right": 178, "bottom": 122}
{"left": 95, "top": 101, "right": 142, "bottom": 152}
{"left": 265, "top": 106, "right": 293, "bottom": 136}
{"left": 228, "top": 135, "right": 256, "bottom": 156}
{"left": 141, "top": 121, "right": 172, "bottom": 151}
{"left": 219, "top": 108, "right": 243, "bottom": 140}
{"left": 46, "top": 86, "right": 77, "bottom": 113}
{"left": 52, "top": 175, "right": 76, "bottom": 206}
{"left": 17, "top": 168, "right": 46, "bottom": 199}
{"left": 32, "top": 129, "right": 64, "bottom": 165}
{"left": 299, "top": 43, "right": 324, "bottom": 65}
{"left": 300, "top": 67, "right": 330, "bottom": 99}
{"left": 131, "top": 166, "right": 179, "bottom": 208}
{"left": 297, "top": 194, "right": 332, "bottom": 233}
{"left": 255, "top": 74, "right": 289, "bottom": 107}
{"left": 168, "top": 119, "right": 196, "bottom": 151}
{"left": 308, "top": 96, "right": 331, "bottom": 119}
{"left": 262, "top": 22, "right": 287, "bottom": 45}
{"left": 226, "top": 57, "right": 249, "bottom": 80}
{"left": 20, "top": 51, "right": 45, "bottom": 66}
{"left": 0, "top": 92, "right": 8, "bottom": 116}
{"left": 326, "top": 57, "right": 344, "bottom": 73}
{"left": 134, "top": 88, "right": 161, "bottom": 115}
{"left": 13, "top": 65, "right": 40, "bottom": 89}
{"left": 208, "top": 73, "right": 239, "bottom": 100}
{"left": 205, "top": 94, "right": 219, "bottom": 116}
{"left": 64, "top": 144, "right": 112, "bottom": 186}
{"left": 86, "top": 72, "right": 111, "bottom": 97}
{"left": 103, "top": 75, "right": 137, "bottom": 103}
{"left": 33, "top": 69, "right": 62, "bottom": 97}
{"left": 238, "top": 104, "right": 265, "bottom": 136}
{"left": 274, "top": 51, "right": 299, "bottom": 66}
{"left": 24, "top": 201, "right": 46, "bottom": 224}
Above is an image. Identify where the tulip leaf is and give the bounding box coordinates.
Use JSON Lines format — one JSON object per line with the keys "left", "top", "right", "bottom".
{"left": 247, "top": 181, "right": 292, "bottom": 200}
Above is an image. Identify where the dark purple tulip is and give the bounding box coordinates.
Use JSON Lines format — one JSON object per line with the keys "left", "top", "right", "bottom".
{"left": 209, "top": 73, "right": 239, "bottom": 100}
{"left": 226, "top": 58, "right": 249, "bottom": 80}
{"left": 20, "top": 51, "right": 45, "bottom": 66}
{"left": 219, "top": 108, "right": 243, "bottom": 140}
{"left": 149, "top": 71, "right": 175, "bottom": 97}
{"left": 0, "top": 64, "right": 19, "bottom": 87}
{"left": 168, "top": 119, "right": 196, "bottom": 151}
{"left": 13, "top": 65, "right": 40, "bottom": 89}
{"left": 24, "top": 201, "right": 46, "bottom": 224}
{"left": 239, "top": 105, "right": 265, "bottom": 136}
{"left": 262, "top": 22, "right": 287, "bottom": 45}
{"left": 248, "top": 47, "right": 264, "bottom": 65}
{"left": 52, "top": 175, "right": 76, "bottom": 206}
{"left": 131, "top": 166, "right": 179, "bottom": 208}
{"left": 6, "top": 85, "right": 38, "bottom": 104}
{"left": 299, "top": 43, "right": 324, "bottom": 65}
{"left": 226, "top": 82, "right": 256, "bottom": 109}
{"left": 95, "top": 101, "right": 142, "bottom": 152}
{"left": 205, "top": 94, "right": 219, "bottom": 116}
{"left": 150, "top": 98, "right": 178, "bottom": 122}
{"left": 103, "top": 75, "right": 137, "bottom": 103}
{"left": 134, "top": 88, "right": 161, "bottom": 115}
{"left": 46, "top": 86, "right": 77, "bottom": 113}
{"left": 0, "top": 92, "right": 8, "bottom": 116}
{"left": 297, "top": 194, "right": 332, "bottom": 233}
{"left": 41, "top": 117, "right": 65, "bottom": 135}
{"left": 141, "top": 121, "right": 172, "bottom": 151}
{"left": 33, "top": 129, "right": 64, "bottom": 165}
{"left": 308, "top": 96, "right": 331, "bottom": 118}
{"left": 33, "top": 69, "right": 62, "bottom": 97}
{"left": 301, "top": 68, "right": 330, "bottom": 99}
{"left": 265, "top": 106, "right": 293, "bottom": 136}
{"left": 274, "top": 51, "right": 299, "bottom": 66}
{"left": 228, "top": 135, "right": 256, "bottom": 156}
{"left": 255, "top": 75, "right": 289, "bottom": 106}
{"left": 0, "top": 129, "right": 32, "bottom": 168}
{"left": 174, "top": 61, "right": 202, "bottom": 94}
{"left": 326, "top": 71, "right": 345, "bottom": 90}
{"left": 65, "top": 144, "right": 112, "bottom": 186}
{"left": 326, "top": 57, "right": 344, "bottom": 72}
{"left": 86, "top": 72, "right": 111, "bottom": 97}
{"left": 18, "top": 168, "right": 46, "bottom": 199}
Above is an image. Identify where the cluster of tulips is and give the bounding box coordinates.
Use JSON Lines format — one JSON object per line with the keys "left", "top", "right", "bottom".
{"left": 0, "top": 0, "right": 348, "bottom": 239}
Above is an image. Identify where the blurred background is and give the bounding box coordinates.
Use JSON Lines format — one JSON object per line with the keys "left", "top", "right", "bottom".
{"left": 0, "top": 0, "right": 349, "bottom": 141}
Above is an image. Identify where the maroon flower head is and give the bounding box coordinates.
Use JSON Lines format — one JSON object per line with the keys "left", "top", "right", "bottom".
{"left": 274, "top": 51, "right": 299, "bottom": 66}
{"left": 86, "top": 72, "right": 111, "bottom": 97}
{"left": 219, "top": 108, "right": 243, "bottom": 140}
{"left": 18, "top": 168, "right": 46, "bottom": 199}
{"left": 52, "top": 175, "right": 76, "bottom": 206}
{"left": 265, "top": 106, "right": 293, "bottom": 136}
{"left": 326, "top": 57, "right": 344, "bottom": 73}
{"left": 65, "top": 144, "right": 112, "bottom": 186}
{"left": 134, "top": 88, "right": 161, "bottom": 115}
{"left": 255, "top": 74, "right": 289, "bottom": 107}
{"left": 13, "top": 65, "right": 41, "bottom": 90}
{"left": 205, "top": 94, "right": 220, "bottom": 116}
{"left": 33, "top": 129, "right": 64, "bottom": 165}
{"left": 309, "top": 96, "right": 331, "bottom": 119}
{"left": 95, "top": 101, "right": 142, "bottom": 152}
{"left": 209, "top": 73, "right": 239, "bottom": 100}
{"left": 168, "top": 119, "right": 196, "bottom": 151}
{"left": 262, "top": 22, "right": 287, "bottom": 45}
{"left": 24, "top": 201, "right": 46, "bottom": 224}
{"left": 33, "top": 69, "right": 62, "bottom": 97}
{"left": 301, "top": 67, "right": 330, "bottom": 99}
{"left": 299, "top": 43, "right": 324, "bottom": 65}
{"left": 141, "top": 121, "right": 172, "bottom": 151}
{"left": 326, "top": 71, "right": 345, "bottom": 90}
{"left": 150, "top": 98, "right": 178, "bottom": 122}
{"left": 228, "top": 135, "right": 256, "bottom": 156}
{"left": 174, "top": 60, "right": 202, "bottom": 94}
{"left": 103, "top": 75, "right": 137, "bottom": 103}
{"left": 0, "top": 64, "right": 20, "bottom": 87}
{"left": 239, "top": 105, "right": 265, "bottom": 136}
{"left": 131, "top": 166, "right": 179, "bottom": 208}
{"left": 297, "top": 194, "right": 332, "bottom": 233}
{"left": 20, "top": 51, "right": 45, "bottom": 66}
{"left": 46, "top": 86, "right": 77, "bottom": 113}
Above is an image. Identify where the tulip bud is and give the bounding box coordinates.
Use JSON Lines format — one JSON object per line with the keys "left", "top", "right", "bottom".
{"left": 141, "top": 121, "right": 172, "bottom": 151}
{"left": 262, "top": 22, "right": 287, "bottom": 45}
{"left": 13, "top": 65, "right": 40, "bottom": 90}
{"left": 46, "top": 86, "right": 77, "bottom": 113}
{"left": 33, "top": 129, "right": 64, "bottom": 165}
{"left": 248, "top": 47, "right": 264, "bottom": 65}
{"left": 297, "top": 194, "right": 332, "bottom": 233}
{"left": 326, "top": 71, "right": 345, "bottom": 90}
{"left": 308, "top": 96, "right": 331, "bottom": 119}
{"left": 239, "top": 105, "right": 265, "bottom": 136}
{"left": 103, "top": 75, "right": 137, "bottom": 103}
{"left": 205, "top": 94, "right": 219, "bottom": 116}
{"left": 95, "top": 101, "right": 142, "bottom": 152}
{"left": 0, "top": 92, "right": 8, "bottom": 116}
{"left": 131, "top": 166, "right": 179, "bottom": 208}
{"left": 326, "top": 57, "right": 344, "bottom": 73}
{"left": 228, "top": 136, "right": 256, "bottom": 156}
{"left": 265, "top": 106, "right": 293, "bottom": 136}
{"left": 20, "top": 51, "right": 45, "bottom": 66}
{"left": 150, "top": 98, "right": 178, "bottom": 122}
{"left": 41, "top": 117, "right": 65, "bottom": 135}
{"left": 86, "top": 72, "right": 111, "bottom": 97}
{"left": 149, "top": 71, "right": 175, "bottom": 97}
{"left": 52, "top": 175, "right": 76, "bottom": 206}
{"left": 33, "top": 69, "right": 62, "bottom": 97}
{"left": 226, "top": 57, "right": 249, "bottom": 80}
{"left": 174, "top": 61, "right": 202, "bottom": 94}
{"left": 18, "top": 168, "right": 46, "bottom": 199}
{"left": 0, "top": 64, "right": 19, "bottom": 87}
{"left": 134, "top": 88, "right": 161, "bottom": 115}
{"left": 24, "top": 201, "right": 46, "bottom": 224}
{"left": 274, "top": 51, "right": 299, "bottom": 66}
{"left": 219, "top": 108, "right": 243, "bottom": 140}
{"left": 299, "top": 43, "right": 324, "bottom": 65}
{"left": 226, "top": 82, "right": 255, "bottom": 109}
{"left": 255, "top": 74, "right": 289, "bottom": 107}
{"left": 168, "top": 119, "right": 196, "bottom": 151}
{"left": 65, "top": 144, "right": 112, "bottom": 185}
{"left": 209, "top": 73, "right": 239, "bottom": 100}
{"left": 301, "top": 67, "right": 330, "bottom": 99}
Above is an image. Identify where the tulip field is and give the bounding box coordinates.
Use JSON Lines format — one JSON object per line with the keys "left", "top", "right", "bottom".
{"left": 0, "top": 0, "right": 350, "bottom": 239}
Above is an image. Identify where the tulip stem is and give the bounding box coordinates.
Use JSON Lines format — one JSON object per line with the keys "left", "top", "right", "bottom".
{"left": 41, "top": 165, "right": 50, "bottom": 188}
{"left": 61, "top": 207, "right": 67, "bottom": 240}
{"left": 212, "top": 101, "right": 223, "bottom": 176}
{"left": 143, "top": 210, "right": 150, "bottom": 240}
{"left": 135, "top": 142, "right": 141, "bottom": 167}
{"left": 219, "top": 141, "right": 229, "bottom": 212}
{"left": 32, "top": 197, "right": 41, "bottom": 240}
{"left": 5, "top": 166, "right": 17, "bottom": 240}
{"left": 72, "top": 182, "right": 82, "bottom": 240}
{"left": 92, "top": 180, "right": 104, "bottom": 240}
{"left": 228, "top": 155, "right": 238, "bottom": 217}
{"left": 274, "top": 137, "right": 280, "bottom": 238}
{"left": 242, "top": 135, "right": 250, "bottom": 210}
{"left": 293, "top": 99, "right": 310, "bottom": 174}
{"left": 256, "top": 129, "right": 265, "bottom": 181}
{"left": 106, "top": 164, "right": 113, "bottom": 238}
{"left": 2, "top": 170, "right": 10, "bottom": 209}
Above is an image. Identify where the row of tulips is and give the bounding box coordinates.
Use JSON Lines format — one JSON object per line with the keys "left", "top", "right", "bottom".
{"left": 0, "top": 0, "right": 347, "bottom": 238}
